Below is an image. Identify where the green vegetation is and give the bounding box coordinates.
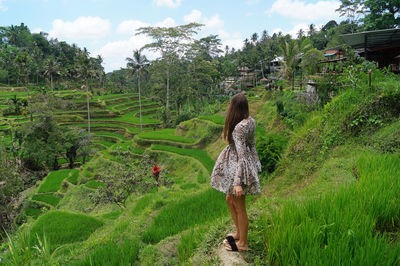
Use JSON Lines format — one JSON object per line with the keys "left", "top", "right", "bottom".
{"left": 66, "top": 169, "right": 79, "bottom": 185}
{"left": 198, "top": 114, "right": 225, "bottom": 125}
{"left": 37, "top": 170, "right": 74, "bottom": 193}
{"left": 151, "top": 145, "right": 214, "bottom": 173}
{"left": 137, "top": 128, "right": 195, "bottom": 143}
{"left": 260, "top": 153, "right": 400, "bottom": 265}
{"left": 30, "top": 211, "right": 103, "bottom": 250}
{"left": 76, "top": 237, "right": 142, "bottom": 266}
{"left": 31, "top": 194, "right": 60, "bottom": 207}
{"left": 142, "top": 189, "right": 228, "bottom": 243}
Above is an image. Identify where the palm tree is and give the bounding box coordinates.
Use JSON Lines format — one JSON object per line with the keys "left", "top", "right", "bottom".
{"left": 279, "top": 40, "right": 299, "bottom": 86}
{"left": 126, "top": 49, "right": 149, "bottom": 133}
{"left": 279, "top": 39, "right": 311, "bottom": 89}
{"left": 297, "top": 29, "right": 305, "bottom": 39}
{"left": 76, "top": 48, "right": 92, "bottom": 135}
{"left": 43, "top": 56, "right": 60, "bottom": 91}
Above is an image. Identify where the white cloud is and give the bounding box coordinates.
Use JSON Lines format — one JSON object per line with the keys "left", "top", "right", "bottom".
{"left": 31, "top": 27, "right": 43, "bottom": 34}
{"left": 0, "top": 0, "right": 7, "bottom": 11}
{"left": 49, "top": 16, "right": 111, "bottom": 40}
{"left": 265, "top": 0, "right": 340, "bottom": 21}
{"left": 154, "top": 0, "right": 183, "bottom": 8}
{"left": 97, "top": 18, "right": 179, "bottom": 72}
{"left": 117, "top": 20, "right": 149, "bottom": 35}
{"left": 203, "top": 14, "right": 224, "bottom": 29}
{"left": 155, "top": 17, "right": 176, "bottom": 27}
{"left": 184, "top": 9, "right": 202, "bottom": 23}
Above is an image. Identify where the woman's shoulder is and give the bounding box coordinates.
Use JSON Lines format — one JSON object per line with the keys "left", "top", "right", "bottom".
{"left": 234, "top": 116, "right": 254, "bottom": 132}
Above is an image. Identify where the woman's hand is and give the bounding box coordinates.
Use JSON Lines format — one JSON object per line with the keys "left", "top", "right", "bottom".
{"left": 233, "top": 185, "right": 243, "bottom": 197}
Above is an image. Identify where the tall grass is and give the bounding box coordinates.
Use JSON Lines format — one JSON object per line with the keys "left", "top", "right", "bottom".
{"left": 138, "top": 129, "right": 195, "bottom": 143}
{"left": 37, "top": 169, "right": 74, "bottom": 193}
{"left": 151, "top": 145, "right": 214, "bottom": 173}
{"left": 198, "top": 115, "right": 225, "bottom": 125}
{"left": 32, "top": 193, "right": 60, "bottom": 207}
{"left": 75, "top": 237, "right": 142, "bottom": 266}
{"left": 260, "top": 152, "right": 400, "bottom": 265}
{"left": 142, "top": 188, "right": 228, "bottom": 243}
{"left": 30, "top": 211, "right": 103, "bottom": 251}
{"left": 177, "top": 227, "right": 208, "bottom": 263}
{"left": 66, "top": 169, "right": 79, "bottom": 185}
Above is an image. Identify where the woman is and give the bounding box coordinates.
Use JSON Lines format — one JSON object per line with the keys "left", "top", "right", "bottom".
{"left": 210, "top": 93, "right": 261, "bottom": 252}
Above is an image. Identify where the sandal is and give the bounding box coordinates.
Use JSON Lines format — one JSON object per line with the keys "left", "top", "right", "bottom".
{"left": 225, "top": 236, "right": 239, "bottom": 252}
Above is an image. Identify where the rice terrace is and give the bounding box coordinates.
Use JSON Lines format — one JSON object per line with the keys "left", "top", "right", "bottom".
{"left": 1, "top": 0, "right": 400, "bottom": 265}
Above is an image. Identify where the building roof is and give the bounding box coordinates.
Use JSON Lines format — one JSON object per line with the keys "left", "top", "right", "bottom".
{"left": 340, "top": 28, "right": 400, "bottom": 49}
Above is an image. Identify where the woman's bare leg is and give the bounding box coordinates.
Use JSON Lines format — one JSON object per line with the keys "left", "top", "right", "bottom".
{"left": 232, "top": 195, "right": 248, "bottom": 250}
{"left": 226, "top": 195, "right": 240, "bottom": 240}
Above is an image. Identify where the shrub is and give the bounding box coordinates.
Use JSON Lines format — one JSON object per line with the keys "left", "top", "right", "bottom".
{"left": 256, "top": 133, "right": 288, "bottom": 173}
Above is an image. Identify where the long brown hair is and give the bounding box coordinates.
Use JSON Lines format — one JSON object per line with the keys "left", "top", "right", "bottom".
{"left": 223, "top": 93, "right": 249, "bottom": 144}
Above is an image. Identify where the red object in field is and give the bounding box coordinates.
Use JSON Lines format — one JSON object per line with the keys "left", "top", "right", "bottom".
{"left": 152, "top": 165, "right": 160, "bottom": 176}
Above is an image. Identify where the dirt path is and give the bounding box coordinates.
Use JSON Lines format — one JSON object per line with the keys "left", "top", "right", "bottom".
{"left": 216, "top": 243, "right": 248, "bottom": 266}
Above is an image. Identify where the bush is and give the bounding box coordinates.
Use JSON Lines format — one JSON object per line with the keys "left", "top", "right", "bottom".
{"left": 256, "top": 133, "right": 288, "bottom": 173}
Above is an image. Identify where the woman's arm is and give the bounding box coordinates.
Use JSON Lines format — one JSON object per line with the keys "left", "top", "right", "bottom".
{"left": 249, "top": 121, "right": 262, "bottom": 172}
{"left": 232, "top": 122, "right": 247, "bottom": 187}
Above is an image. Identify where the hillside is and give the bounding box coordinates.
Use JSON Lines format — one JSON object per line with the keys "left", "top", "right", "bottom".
{"left": 1, "top": 65, "right": 400, "bottom": 265}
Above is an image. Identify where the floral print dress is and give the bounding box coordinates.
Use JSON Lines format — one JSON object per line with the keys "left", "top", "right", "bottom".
{"left": 210, "top": 117, "right": 261, "bottom": 195}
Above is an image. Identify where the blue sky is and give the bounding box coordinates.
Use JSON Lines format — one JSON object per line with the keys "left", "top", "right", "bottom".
{"left": 0, "top": 0, "right": 342, "bottom": 72}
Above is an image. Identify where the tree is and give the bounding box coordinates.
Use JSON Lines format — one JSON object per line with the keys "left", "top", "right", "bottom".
{"left": 126, "top": 49, "right": 149, "bottom": 132}
{"left": 337, "top": 0, "right": 400, "bottom": 30}
{"left": 137, "top": 23, "right": 202, "bottom": 118}
{"left": 297, "top": 29, "right": 305, "bottom": 39}
{"left": 300, "top": 48, "right": 324, "bottom": 75}
{"left": 76, "top": 48, "right": 92, "bottom": 135}
{"left": 90, "top": 154, "right": 172, "bottom": 208}
{"left": 43, "top": 56, "right": 60, "bottom": 90}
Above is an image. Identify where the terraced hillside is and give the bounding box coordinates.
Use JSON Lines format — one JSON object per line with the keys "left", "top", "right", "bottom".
{"left": 0, "top": 82, "right": 265, "bottom": 265}
{"left": 0, "top": 87, "right": 161, "bottom": 154}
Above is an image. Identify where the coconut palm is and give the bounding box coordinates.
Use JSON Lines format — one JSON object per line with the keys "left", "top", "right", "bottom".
{"left": 126, "top": 49, "right": 149, "bottom": 133}
{"left": 76, "top": 48, "right": 92, "bottom": 134}
{"left": 43, "top": 56, "right": 60, "bottom": 91}
{"left": 280, "top": 39, "right": 311, "bottom": 88}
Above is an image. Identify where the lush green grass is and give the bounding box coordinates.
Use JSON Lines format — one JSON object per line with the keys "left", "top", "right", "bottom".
{"left": 93, "top": 132, "right": 127, "bottom": 141}
{"left": 137, "top": 129, "right": 195, "bottom": 143}
{"left": 30, "top": 211, "right": 103, "bottom": 251}
{"left": 260, "top": 152, "right": 400, "bottom": 265}
{"left": 177, "top": 227, "right": 208, "bottom": 263}
{"left": 32, "top": 194, "right": 60, "bottom": 207}
{"left": 198, "top": 114, "right": 225, "bottom": 125}
{"left": 151, "top": 145, "right": 214, "bottom": 173}
{"left": 25, "top": 208, "right": 41, "bottom": 218}
{"left": 132, "top": 194, "right": 155, "bottom": 216}
{"left": 85, "top": 180, "right": 105, "bottom": 189}
{"left": 66, "top": 169, "right": 79, "bottom": 185}
{"left": 105, "top": 109, "right": 160, "bottom": 125}
{"left": 68, "top": 123, "right": 140, "bottom": 133}
{"left": 75, "top": 237, "right": 142, "bottom": 266}
{"left": 142, "top": 188, "right": 228, "bottom": 243}
{"left": 37, "top": 169, "right": 74, "bottom": 193}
